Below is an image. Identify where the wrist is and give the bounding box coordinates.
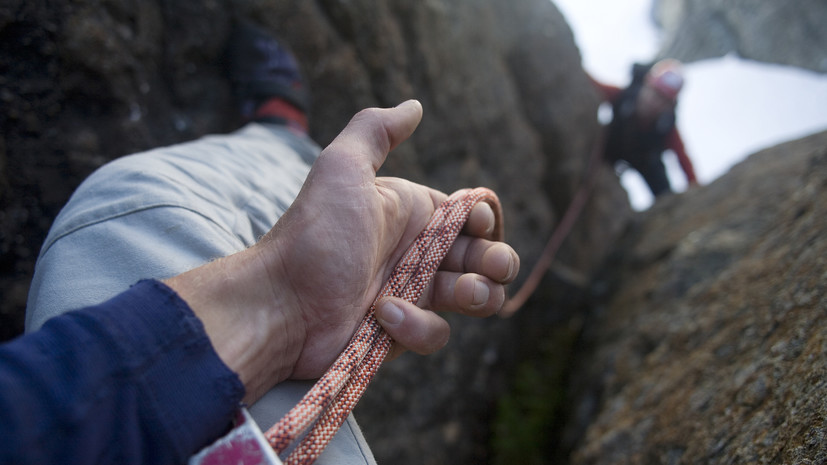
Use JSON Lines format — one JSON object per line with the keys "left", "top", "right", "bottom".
{"left": 164, "top": 248, "right": 304, "bottom": 403}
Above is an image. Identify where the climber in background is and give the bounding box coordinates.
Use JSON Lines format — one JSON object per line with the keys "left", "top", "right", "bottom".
{"left": 591, "top": 59, "right": 698, "bottom": 197}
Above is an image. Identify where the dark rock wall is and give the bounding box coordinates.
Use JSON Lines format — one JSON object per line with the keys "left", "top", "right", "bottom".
{"left": 0, "top": 0, "right": 239, "bottom": 337}
{"left": 654, "top": 0, "right": 827, "bottom": 73}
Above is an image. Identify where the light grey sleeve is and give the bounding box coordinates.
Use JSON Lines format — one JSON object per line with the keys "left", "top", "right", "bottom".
{"left": 25, "top": 122, "right": 376, "bottom": 465}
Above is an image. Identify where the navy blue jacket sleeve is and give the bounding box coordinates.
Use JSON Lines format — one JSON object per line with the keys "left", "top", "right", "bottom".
{"left": 0, "top": 280, "right": 245, "bottom": 465}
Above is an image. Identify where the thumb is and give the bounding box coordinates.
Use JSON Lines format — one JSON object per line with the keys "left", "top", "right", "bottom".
{"left": 320, "top": 100, "right": 423, "bottom": 175}
{"left": 381, "top": 99, "right": 424, "bottom": 153}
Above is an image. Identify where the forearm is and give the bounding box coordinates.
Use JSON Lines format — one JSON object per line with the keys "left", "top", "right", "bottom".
{"left": 0, "top": 280, "right": 243, "bottom": 465}
{"left": 667, "top": 128, "right": 697, "bottom": 184}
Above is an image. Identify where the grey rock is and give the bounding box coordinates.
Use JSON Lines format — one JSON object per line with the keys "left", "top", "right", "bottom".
{"left": 654, "top": 0, "right": 827, "bottom": 73}
{"left": 565, "top": 130, "right": 827, "bottom": 464}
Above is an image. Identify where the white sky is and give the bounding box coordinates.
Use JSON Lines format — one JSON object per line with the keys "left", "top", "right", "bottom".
{"left": 553, "top": 0, "right": 827, "bottom": 210}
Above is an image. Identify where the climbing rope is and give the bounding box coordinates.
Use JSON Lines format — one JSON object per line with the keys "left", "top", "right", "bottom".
{"left": 264, "top": 187, "right": 504, "bottom": 465}
{"left": 499, "top": 131, "right": 605, "bottom": 316}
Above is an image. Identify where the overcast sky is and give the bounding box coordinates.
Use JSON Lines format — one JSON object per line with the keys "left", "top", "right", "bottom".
{"left": 553, "top": 0, "right": 827, "bottom": 210}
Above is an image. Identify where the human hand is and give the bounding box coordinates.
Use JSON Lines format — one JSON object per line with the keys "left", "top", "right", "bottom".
{"left": 167, "top": 100, "right": 519, "bottom": 402}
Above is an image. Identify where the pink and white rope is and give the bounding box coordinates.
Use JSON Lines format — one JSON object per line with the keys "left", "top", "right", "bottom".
{"left": 263, "top": 187, "right": 503, "bottom": 465}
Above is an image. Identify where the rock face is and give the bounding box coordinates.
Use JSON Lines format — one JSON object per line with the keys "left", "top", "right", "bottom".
{"left": 564, "top": 130, "right": 827, "bottom": 464}
{"left": 653, "top": 0, "right": 827, "bottom": 73}
{"left": 0, "top": 0, "right": 628, "bottom": 463}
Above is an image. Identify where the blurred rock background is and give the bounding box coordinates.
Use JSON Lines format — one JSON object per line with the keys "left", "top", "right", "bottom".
{"left": 655, "top": 0, "right": 827, "bottom": 73}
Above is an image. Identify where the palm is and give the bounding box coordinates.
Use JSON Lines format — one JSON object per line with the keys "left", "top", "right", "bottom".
{"left": 264, "top": 105, "right": 441, "bottom": 378}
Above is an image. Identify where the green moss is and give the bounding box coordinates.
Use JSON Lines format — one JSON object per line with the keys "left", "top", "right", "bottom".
{"left": 491, "top": 323, "right": 580, "bottom": 464}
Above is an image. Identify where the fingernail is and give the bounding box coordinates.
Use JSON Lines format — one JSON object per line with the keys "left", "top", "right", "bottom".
{"left": 378, "top": 301, "right": 404, "bottom": 326}
{"left": 472, "top": 278, "right": 490, "bottom": 306}
{"left": 491, "top": 243, "right": 517, "bottom": 281}
{"left": 483, "top": 203, "right": 495, "bottom": 236}
{"left": 503, "top": 248, "right": 519, "bottom": 281}
{"left": 507, "top": 253, "right": 516, "bottom": 281}
{"left": 396, "top": 99, "right": 422, "bottom": 113}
